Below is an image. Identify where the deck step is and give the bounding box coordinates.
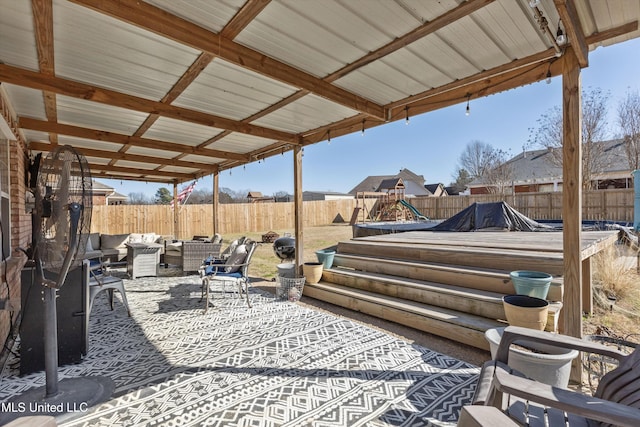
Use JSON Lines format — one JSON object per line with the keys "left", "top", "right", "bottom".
{"left": 322, "top": 267, "right": 507, "bottom": 320}
{"left": 303, "top": 281, "right": 503, "bottom": 350}
{"left": 336, "top": 240, "right": 565, "bottom": 275}
{"left": 331, "top": 254, "right": 564, "bottom": 302}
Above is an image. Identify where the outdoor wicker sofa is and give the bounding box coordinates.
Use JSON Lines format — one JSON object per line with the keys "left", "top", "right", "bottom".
{"left": 164, "top": 239, "right": 223, "bottom": 272}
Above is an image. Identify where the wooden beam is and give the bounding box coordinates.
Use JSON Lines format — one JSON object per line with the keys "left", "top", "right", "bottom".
{"left": 90, "top": 163, "right": 195, "bottom": 180}
{"left": 554, "top": 0, "right": 589, "bottom": 67}
{"left": 27, "top": 140, "right": 217, "bottom": 171}
{"left": 293, "top": 144, "right": 304, "bottom": 275}
{"left": 212, "top": 171, "right": 219, "bottom": 235}
{"left": 561, "top": 46, "right": 583, "bottom": 382}
{"left": 0, "top": 64, "right": 297, "bottom": 143}
{"left": 31, "top": 0, "right": 58, "bottom": 143}
{"left": 70, "top": 0, "right": 386, "bottom": 120}
{"left": 220, "top": 0, "right": 271, "bottom": 39}
{"left": 19, "top": 117, "right": 250, "bottom": 162}
{"left": 302, "top": 21, "right": 638, "bottom": 145}
{"left": 173, "top": 183, "right": 179, "bottom": 239}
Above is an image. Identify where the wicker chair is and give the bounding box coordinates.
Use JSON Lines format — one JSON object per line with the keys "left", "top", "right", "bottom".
{"left": 164, "top": 240, "right": 222, "bottom": 273}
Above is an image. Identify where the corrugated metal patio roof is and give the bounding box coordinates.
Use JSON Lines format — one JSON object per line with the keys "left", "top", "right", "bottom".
{"left": 1, "top": 0, "right": 639, "bottom": 185}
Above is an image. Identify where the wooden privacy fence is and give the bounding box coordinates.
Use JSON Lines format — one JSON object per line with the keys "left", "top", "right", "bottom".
{"left": 91, "top": 189, "right": 635, "bottom": 236}
{"left": 410, "top": 188, "right": 634, "bottom": 222}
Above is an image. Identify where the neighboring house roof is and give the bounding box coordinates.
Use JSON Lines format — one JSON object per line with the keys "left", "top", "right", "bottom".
{"left": 91, "top": 179, "right": 115, "bottom": 195}
{"left": 108, "top": 192, "right": 128, "bottom": 201}
{"left": 468, "top": 139, "right": 632, "bottom": 187}
{"left": 303, "top": 191, "right": 353, "bottom": 201}
{"left": 247, "top": 191, "right": 264, "bottom": 198}
{"left": 349, "top": 168, "right": 431, "bottom": 197}
{"left": 376, "top": 178, "right": 404, "bottom": 191}
{"left": 425, "top": 183, "right": 448, "bottom": 196}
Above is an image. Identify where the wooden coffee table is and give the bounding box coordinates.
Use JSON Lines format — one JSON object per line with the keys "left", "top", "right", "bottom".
{"left": 126, "top": 243, "right": 162, "bottom": 279}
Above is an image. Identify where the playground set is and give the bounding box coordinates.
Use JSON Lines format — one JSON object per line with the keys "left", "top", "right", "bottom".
{"left": 350, "top": 178, "right": 428, "bottom": 225}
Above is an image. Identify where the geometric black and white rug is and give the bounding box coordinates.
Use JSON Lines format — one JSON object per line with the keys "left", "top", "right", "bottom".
{"left": 0, "top": 272, "right": 479, "bottom": 426}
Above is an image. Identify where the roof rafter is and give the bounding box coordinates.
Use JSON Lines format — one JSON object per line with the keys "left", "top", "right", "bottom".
{"left": 70, "top": 0, "right": 386, "bottom": 120}
{"left": 170, "top": 0, "right": 272, "bottom": 164}
{"left": 554, "top": 0, "right": 589, "bottom": 67}
{"left": 28, "top": 140, "right": 219, "bottom": 172}
{"left": 31, "top": 0, "right": 58, "bottom": 143}
{"left": 20, "top": 117, "right": 249, "bottom": 162}
{"left": 300, "top": 21, "right": 638, "bottom": 147}
{"left": 0, "top": 63, "right": 297, "bottom": 143}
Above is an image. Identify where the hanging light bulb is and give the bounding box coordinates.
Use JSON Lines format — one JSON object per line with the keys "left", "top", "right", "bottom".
{"left": 327, "top": 129, "right": 331, "bottom": 144}
{"left": 556, "top": 24, "right": 566, "bottom": 46}
{"left": 361, "top": 119, "right": 365, "bottom": 135}
{"left": 546, "top": 68, "right": 552, "bottom": 84}
{"left": 465, "top": 96, "right": 470, "bottom": 116}
{"left": 405, "top": 106, "right": 410, "bottom": 125}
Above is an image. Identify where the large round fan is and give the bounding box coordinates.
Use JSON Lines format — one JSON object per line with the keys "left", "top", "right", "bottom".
{"left": 1, "top": 146, "right": 112, "bottom": 423}
{"left": 34, "top": 145, "right": 92, "bottom": 288}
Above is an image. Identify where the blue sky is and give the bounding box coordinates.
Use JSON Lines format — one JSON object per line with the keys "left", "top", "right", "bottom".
{"left": 103, "top": 37, "right": 640, "bottom": 198}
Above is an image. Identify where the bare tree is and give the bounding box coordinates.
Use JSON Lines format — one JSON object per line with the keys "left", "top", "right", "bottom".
{"left": 457, "top": 141, "right": 514, "bottom": 194}
{"left": 127, "top": 192, "right": 152, "bottom": 205}
{"left": 458, "top": 140, "right": 497, "bottom": 179}
{"left": 483, "top": 149, "right": 514, "bottom": 195}
{"left": 529, "top": 87, "right": 611, "bottom": 189}
{"left": 617, "top": 90, "right": 640, "bottom": 170}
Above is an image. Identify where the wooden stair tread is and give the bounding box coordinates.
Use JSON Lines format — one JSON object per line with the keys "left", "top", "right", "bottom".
{"left": 334, "top": 253, "right": 513, "bottom": 277}
{"left": 303, "top": 282, "right": 501, "bottom": 350}
{"left": 330, "top": 254, "right": 564, "bottom": 302}
{"left": 338, "top": 239, "right": 565, "bottom": 259}
{"left": 307, "top": 281, "right": 503, "bottom": 331}
{"left": 324, "top": 267, "right": 505, "bottom": 302}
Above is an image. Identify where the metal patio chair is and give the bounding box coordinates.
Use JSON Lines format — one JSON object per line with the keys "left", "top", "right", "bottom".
{"left": 199, "top": 240, "right": 257, "bottom": 312}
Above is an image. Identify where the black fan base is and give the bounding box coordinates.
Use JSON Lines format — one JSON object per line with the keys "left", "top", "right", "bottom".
{"left": 0, "top": 376, "right": 114, "bottom": 424}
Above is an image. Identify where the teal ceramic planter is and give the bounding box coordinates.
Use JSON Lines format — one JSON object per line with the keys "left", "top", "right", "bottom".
{"left": 315, "top": 249, "right": 336, "bottom": 269}
{"left": 510, "top": 270, "right": 552, "bottom": 299}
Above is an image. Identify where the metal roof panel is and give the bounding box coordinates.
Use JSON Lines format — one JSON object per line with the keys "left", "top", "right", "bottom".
{"left": 143, "top": 116, "right": 224, "bottom": 146}
{"left": 173, "top": 59, "right": 298, "bottom": 121}
{"left": 53, "top": 0, "right": 201, "bottom": 101}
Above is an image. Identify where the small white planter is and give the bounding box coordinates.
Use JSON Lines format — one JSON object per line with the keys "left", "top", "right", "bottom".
{"left": 485, "top": 327, "right": 579, "bottom": 388}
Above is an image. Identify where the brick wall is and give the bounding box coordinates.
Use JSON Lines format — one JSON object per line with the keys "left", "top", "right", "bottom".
{"left": 1, "top": 87, "right": 30, "bottom": 352}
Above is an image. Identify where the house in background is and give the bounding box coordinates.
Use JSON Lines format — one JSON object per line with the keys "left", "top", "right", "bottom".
{"left": 467, "top": 139, "right": 634, "bottom": 194}
{"left": 92, "top": 180, "right": 128, "bottom": 205}
{"left": 349, "top": 168, "right": 433, "bottom": 197}
{"left": 303, "top": 191, "right": 353, "bottom": 201}
{"left": 247, "top": 191, "right": 275, "bottom": 203}
{"left": 425, "top": 183, "right": 449, "bottom": 197}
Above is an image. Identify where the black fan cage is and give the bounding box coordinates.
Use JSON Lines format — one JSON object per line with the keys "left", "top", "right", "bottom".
{"left": 35, "top": 145, "right": 93, "bottom": 273}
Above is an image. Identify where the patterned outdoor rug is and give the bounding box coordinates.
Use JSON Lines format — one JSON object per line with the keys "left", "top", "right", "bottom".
{"left": 0, "top": 270, "right": 479, "bottom": 426}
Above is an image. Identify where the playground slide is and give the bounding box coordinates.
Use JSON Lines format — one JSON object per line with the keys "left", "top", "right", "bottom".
{"left": 399, "top": 199, "right": 429, "bottom": 221}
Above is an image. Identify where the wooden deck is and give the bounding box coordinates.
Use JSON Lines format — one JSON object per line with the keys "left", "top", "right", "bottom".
{"left": 304, "top": 230, "right": 619, "bottom": 351}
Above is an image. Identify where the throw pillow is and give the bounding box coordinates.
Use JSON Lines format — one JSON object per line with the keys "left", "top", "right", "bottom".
{"left": 85, "top": 236, "right": 94, "bottom": 251}
{"left": 129, "top": 233, "right": 143, "bottom": 243}
{"left": 224, "top": 244, "right": 247, "bottom": 273}
{"left": 142, "top": 233, "right": 157, "bottom": 243}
